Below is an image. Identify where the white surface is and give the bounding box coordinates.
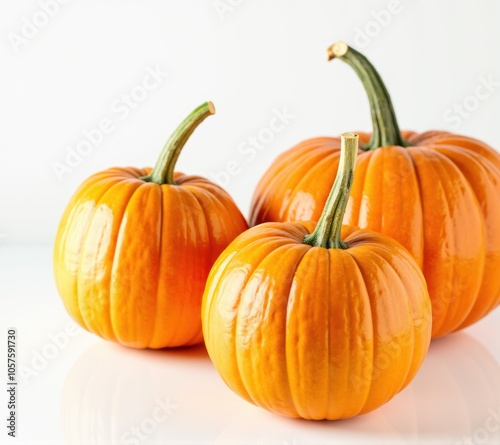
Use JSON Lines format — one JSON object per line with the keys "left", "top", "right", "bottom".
{"left": 1, "top": 246, "right": 499, "bottom": 445}
{"left": 1, "top": 0, "right": 500, "bottom": 244}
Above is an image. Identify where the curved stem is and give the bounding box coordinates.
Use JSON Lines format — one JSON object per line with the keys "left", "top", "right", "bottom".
{"left": 327, "top": 41, "right": 410, "bottom": 150}
{"left": 142, "top": 101, "right": 215, "bottom": 185}
{"left": 303, "top": 133, "right": 359, "bottom": 249}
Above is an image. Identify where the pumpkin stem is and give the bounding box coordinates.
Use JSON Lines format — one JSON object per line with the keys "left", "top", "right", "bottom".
{"left": 303, "top": 133, "right": 359, "bottom": 249}
{"left": 327, "top": 41, "right": 410, "bottom": 150}
{"left": 142, "top": 101, "right": 215, "bottom": 185}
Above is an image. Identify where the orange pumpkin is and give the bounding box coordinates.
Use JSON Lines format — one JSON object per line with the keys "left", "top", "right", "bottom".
{"left": 54, "top": 102, "right": 248, "bottom": 348}
{"left": 202, "top": 133, "right": 432, "bottom": 420}
{"left": 250, "top": 42, "right": 500, "bottom": 338}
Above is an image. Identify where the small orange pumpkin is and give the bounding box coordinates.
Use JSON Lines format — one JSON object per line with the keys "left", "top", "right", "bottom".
{"left": 250, "top": 42, "right": 500, "bottom": 338}
{"left": 54, "top": 102, "right": 248, "bottom": 348}
{"left": 203, "top": 133, "right": 432, "bottom": 420}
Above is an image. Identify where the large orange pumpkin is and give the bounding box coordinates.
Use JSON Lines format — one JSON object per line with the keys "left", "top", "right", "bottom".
{"left": 203, "top": 133, "right": 432, "bottom": 420}
{"left": 54, "top": 102, "right": 248, "bottom": 348}
{"left": 250, "top": 42, "right": 500, "bottom": 338}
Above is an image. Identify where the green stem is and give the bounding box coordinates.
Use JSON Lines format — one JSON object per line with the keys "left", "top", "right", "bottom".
{"left": 142, "top": 101, "right": 215, "bottom": 185}
{"left": 327, "top": 41, "right": 410, "bottom": 150}
{"left": 303, "top": 133, "right": 359, "bottom": 249}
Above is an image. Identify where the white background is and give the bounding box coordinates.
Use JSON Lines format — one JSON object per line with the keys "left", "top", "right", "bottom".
{"left": 1, "top": 0, "right": 500, "bottom": 244}
{"left": 1, "top": 1, "right": 500, "bottom": 444}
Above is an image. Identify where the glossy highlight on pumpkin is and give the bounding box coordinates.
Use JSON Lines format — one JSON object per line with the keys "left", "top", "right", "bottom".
{"left": 250, "top": 43, "right": 500, "bottom": 339}
{"left": 54, "top": 102, "right": 248, "bottom": 348}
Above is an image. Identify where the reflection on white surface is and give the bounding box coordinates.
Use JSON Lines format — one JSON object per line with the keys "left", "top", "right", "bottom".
{"left": 61, "top": 343, "right": 237, "bottom": 444}
{"left": 372, "top": 332, "right": 500, "bottom": 441}
{"left": 62, "top": 332, "right": 500, "bottom": 445}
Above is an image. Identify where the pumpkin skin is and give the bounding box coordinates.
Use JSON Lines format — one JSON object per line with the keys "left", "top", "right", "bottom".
{"left": 54, "top": 102, "right": 248, "bottom": 348}
{"left": 203, "top": 134, "right": 432, "bottom": 420}
{"left": 250, "top": 43, "right": 500, "bottom": 339}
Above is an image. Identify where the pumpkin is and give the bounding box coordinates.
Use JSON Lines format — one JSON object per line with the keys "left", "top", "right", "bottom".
{"left": 202, "top": 133, "right": 432, "bottom": 420}
{"left": 54, "top": 102, "right": 248, "bottom": 348}
{"left": 250, "top": 41, "right": 500, "bottom": 338}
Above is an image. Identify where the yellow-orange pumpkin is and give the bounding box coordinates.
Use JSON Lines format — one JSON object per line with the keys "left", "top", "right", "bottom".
{"left": 250, "top": 42, "right": 500, "bottom": 338}
{"left": 203, "top": 133, "right": 432, "bottom": 420}
{"left": 54, "top": 102, "right": 248, "bottom": 348}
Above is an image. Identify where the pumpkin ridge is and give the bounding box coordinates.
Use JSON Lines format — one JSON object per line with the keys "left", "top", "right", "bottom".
{"left": 433, "top": 135, "right": 500, "bottom": 172}
{"left": 328, "top": 249, "right": 358, "bottom": 419}
{"left": 202, "top": 242, "right": 245, "bottom": 387}
{"left": 187, "top": 182, "right": 246, "bottom": 241}
{"left": 438, "top": 150, "right": 486, "bottom": 329}
{"left": 283, "top": 150, "right": 341, "bottom": 221}
{"left": 349, "top": 246, "right": 415, "bottom": 414}
{"left": 324, "top": 245, "right": 331, "bottom": 418}
{"left": 365, "top": 247, "right": 416, "bottom": 391}
{"left": 342, "top": 248, "right": 374, "bottom": 416}
{"left": 265, "top": 243, "right": 310, "bottom": 415}
{"left": 108, "top": 180, "right": 150, "bottom": 345}
{"left": 399, "top": 148, "right": 424, "bottom": 266}
{"left": 430, "top": 145, "right": 500, "bottom": 327}
{"left": 76, "top": 177, "right": 139, "bottom": 338}
{"left": 344, "top": 149, "right": 372, "bottom": 228}
{"left": 233, "top": 238, "right": 285, "bottom": 407}
{"left": 356, "top": 147, "right": 379, "bottom": 230}
{"left": 163, "top": 187, "right": 204, "bottom": 346}
{"left": 209, "top": 234, "right": 295, "bottom": 401}
{"left": 146, "top": 186, "right": 179, "bottom": 347}
{"left": 56, "top": 175, "right": 126, "bottom": 330}
{"left": 180, "top": 186, "right": 213, "bottom": 347}
{"left": 253, "top": 145, "right": 338, "bottom": 225}
{"left": 408, "top": 146, "right": 455, "bottom": 336}
{"left": 283, "top": 245, "right": 326, "bottom": 418}
{"left": 277, "top": 148, "right": 340, "bottom": 222}
{"left": 146, "top": 184, "right": 163, "bottom": 349}
{"left": 428, "top": 152, "right": 462, "bottom": 335}
{"left": 202, "top": 248, "right": 238, "bottom": 348}
{"left": 412, "top": 147, "right": 483, "bottom": 335}
{"left": 235, "top": 238, "right": 309, "bottom": 413}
